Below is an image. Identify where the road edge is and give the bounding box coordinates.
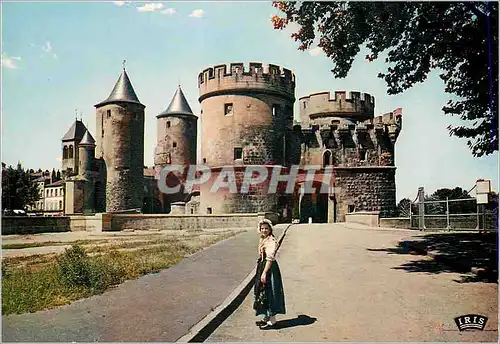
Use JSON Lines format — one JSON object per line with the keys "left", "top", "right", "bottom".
{"left": 175, "top": 224, "right": 293, "bottom": 342}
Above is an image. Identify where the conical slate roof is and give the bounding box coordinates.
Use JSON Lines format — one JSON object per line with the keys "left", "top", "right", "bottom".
{"left": 79, "top": 130, "right": 95, "bottom": 146}
{"left": 62, "top": 120, "right": 87, "bottom": 142}
{"left": 95, "top": 69, "right": 143, "bottom": 108}
{"left": 157, "top": 86, "right": 196, "bottom": 118}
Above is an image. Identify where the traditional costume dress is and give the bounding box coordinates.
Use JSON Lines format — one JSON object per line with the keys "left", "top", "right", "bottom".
{"left": 253, "top": 234, "right": 286, "bottom": 326}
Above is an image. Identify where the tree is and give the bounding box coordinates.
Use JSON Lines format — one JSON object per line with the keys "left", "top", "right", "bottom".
{"left": 271, "top": 2, "right": 498, "bottom": 157}
{"left": 2, "top": 163, "right": 40, "bottom": 211}
{"left": 426, "top": 187, "right": 476, "bottom": 214}
{"left": 397, "top": 198, "right": 412, "bottom": 217}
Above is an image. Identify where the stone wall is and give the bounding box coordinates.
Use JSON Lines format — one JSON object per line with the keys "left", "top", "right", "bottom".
{"left": 379, "top": 217, "right": 411, "bottom": 229}
{"left": 2, "top": 213, "right": 274, "bottom": 234}
{"left": 334, "top": 167, "right": 397, "bottom": 222}
{"left": 110, "top": 213, "right": 272, "bottom": 231}
{"left": 345, "top": 211, "right": 380, "bottom": 227}
{"left": 2, "top": 216, "right": 69, "bottom": 235}
{"left": 199, "top": 168, "right": 282, "bottom": 214}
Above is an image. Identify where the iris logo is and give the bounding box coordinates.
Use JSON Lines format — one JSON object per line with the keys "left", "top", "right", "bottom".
{"left": 454, "top": 314, "right": 488, "bottom": 331}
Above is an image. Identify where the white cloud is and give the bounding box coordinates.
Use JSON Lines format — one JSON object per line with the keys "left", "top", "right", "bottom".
{"left": 113, "top": 1, "right": 125, "bottom": 6}
{"left": 42, "top": 41, "right": 58, "bottom": 59}
{"left": 161, "top": 8, "right": 176, "bottom": 16}
{"left": 1, "top": 53, "right": 21, "bottom": 69}
{"left": 309, "top": 47, "right": 323, "bottom": 56}
{"left": 189, "top": 9, "right": 205, "bottom": 18}
{"left": 137, "top": 3, "right": 164, "bottom": 12}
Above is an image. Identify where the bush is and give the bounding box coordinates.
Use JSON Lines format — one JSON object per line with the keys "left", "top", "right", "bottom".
{"left": 56, "top": 245, "right": 92, "bottom": 288}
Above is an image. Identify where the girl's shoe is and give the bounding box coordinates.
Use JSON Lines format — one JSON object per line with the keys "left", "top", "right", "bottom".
{"left": 255, "top": 316, "right": 269, "bottom": 326}
{"left": 259, "top": 322, "right": 276, "bottom": 330}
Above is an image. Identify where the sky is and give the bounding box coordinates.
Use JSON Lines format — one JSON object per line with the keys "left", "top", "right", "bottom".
{"left": 2, "top": 1, "right": 498, "bottom": 202}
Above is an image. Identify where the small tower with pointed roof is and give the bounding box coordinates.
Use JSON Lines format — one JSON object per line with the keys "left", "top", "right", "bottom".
{"left": 78, "top": 130, "right": 96, "bottom": 213}
{"left": 155, "top": 85, "right": 198, "bottom": 167}
{"left": 94, "top": 66, "right": 145, "bottom": 212}
{"left": 154, "top": 86, "right": 198, "bottom": 212}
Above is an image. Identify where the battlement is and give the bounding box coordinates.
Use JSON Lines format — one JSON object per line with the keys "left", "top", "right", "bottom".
{"left": 299, "top": 91, "right": 375, "bottom": 124}
{"left": 302, "top": 107, "right": 402, "bottom": 143}
{"left": 198, "top": 62, "right": 296, "bottom": 102}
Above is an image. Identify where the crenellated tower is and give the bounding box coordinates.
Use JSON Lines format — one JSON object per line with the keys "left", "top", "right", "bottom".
{"left": 94, "top": 67, "right": 145, "bottom": 212}
{"left": 198, "top": 62, "right": 296, "bottom": 215}
{"left": 299, "top": 90, "right": 402, "bottom": 221}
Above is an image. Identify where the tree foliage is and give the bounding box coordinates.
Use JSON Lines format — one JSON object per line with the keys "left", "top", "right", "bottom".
{"left": 1, "top": 163, "right": 40, "bottom": 211}
{"left": 397, "top": 198, "right": 412, "bottom": 217}
{"left": 425, "top": 187, "right": 476, "bottom": 214}
{"left": 271, "top": 1, "right": 498, "bottom": 157}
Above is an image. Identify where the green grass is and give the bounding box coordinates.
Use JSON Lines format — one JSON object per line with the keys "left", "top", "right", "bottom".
{"left": 1, "top": 232, "right": 238, "bottom": 315}
{"left": 2, "top": 240, "right": 109, "bottom": 250}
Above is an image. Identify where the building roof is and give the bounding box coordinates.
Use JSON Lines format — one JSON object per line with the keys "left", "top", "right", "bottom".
{"left": 46, "top": 180, "right": 65, "bottom": 188}
{"left": 34, "top": 175, "right": 51, "bottom": 182}
{"left": 79, "top": 130, "right": 96, "bottom": 146}
{"left": 95, "top": 68, "right": 143, "bottom": 108}
{"left": 62, "top": 120, "right": 87, "bottom": 142}
{"left": 157, "top": 86, "right": 196, "bottom": 118}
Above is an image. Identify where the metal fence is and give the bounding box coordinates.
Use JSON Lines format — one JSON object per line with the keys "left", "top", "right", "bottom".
{"left": 409, "top": 195, "right": 498, "bottom": 232}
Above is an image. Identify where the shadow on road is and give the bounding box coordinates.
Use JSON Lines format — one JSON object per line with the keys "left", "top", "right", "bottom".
{"left": 271, "top": 314, "right": 317, "bottom": 330}
{"left": 367, "top": 232, "right": 498, "bottom": 284}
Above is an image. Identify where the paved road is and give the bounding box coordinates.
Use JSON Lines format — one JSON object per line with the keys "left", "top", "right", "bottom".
{"left": 207, "top": 224, "right": 498, "bottom": 342}
{"left": 2, "top": 226, "right": 284, "bottom": 342}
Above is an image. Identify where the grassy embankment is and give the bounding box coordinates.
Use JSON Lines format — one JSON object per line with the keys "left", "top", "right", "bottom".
{"left": 2, "top": 232, "right": 237, "bottom": 315}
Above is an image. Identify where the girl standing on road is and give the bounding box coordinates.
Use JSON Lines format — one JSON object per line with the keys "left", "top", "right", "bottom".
{"left": 253, "top": 219, "right": 286, "bottom": 330}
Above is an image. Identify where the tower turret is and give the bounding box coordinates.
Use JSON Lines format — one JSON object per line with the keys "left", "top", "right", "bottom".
{"left": 78, "top": 130, "right": 96, "bottom": 213}
{"left": 155, "top": 86, "right": 198, "bottom": 168}
{"left": 78, "top": 130, "right": 95, "bottom": 176}
{"left": 94, "top": 67, "right": 145, "bottom": 212}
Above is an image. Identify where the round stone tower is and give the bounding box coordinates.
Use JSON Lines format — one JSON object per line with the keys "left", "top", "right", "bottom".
{"left": 78, "top": 130, "right": 96, "bottom": 213}
{"left": 198, "top": 62, "right": 296, "bottom": 215}
{"left": 94, "top": 67, "right": 145, "bottom": 212}
{"left": 155, "top": 86, "right": 198, "bottom": 212}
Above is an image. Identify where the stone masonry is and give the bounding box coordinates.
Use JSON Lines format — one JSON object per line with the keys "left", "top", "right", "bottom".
{"left": 95, "top": 103, "right": 145, "bottom": 212}
{"left": 198, "top": 63, "right": 295, "bottom": 214}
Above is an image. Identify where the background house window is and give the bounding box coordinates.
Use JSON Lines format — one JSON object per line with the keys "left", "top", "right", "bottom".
{"left": 167, "top": 121, "right": 171, "bottom": 128}
{"left": 107, "top": 110, "right": 111, "bottom": 119}
{"left": 203, "top": 158, "right": 206, "bottom": 164}
{"left": 359, "top": 149, "right": 367, "bottom": 161}
{"left": 224, "top": 103, "right": 233, "bottom": 116}
{"left": 207, "top": 207, "right": 212, "bottom": 214}
{"left": 173, "top": 142, "right": 177, "bottom": 148}
{"left": 69, "top": 145, "right": 73, "bottom": 159}
{"left": 348, "top": 204, "right": 355, "bottom": 213}
{"left": 272, "top": 104, "right": 279, "bottom": 116}
{"left": 234, "top": 148, "right": 243, "bottom": 160}
{"left": 323, "top": 150, "right": 332, "bottom": 167}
